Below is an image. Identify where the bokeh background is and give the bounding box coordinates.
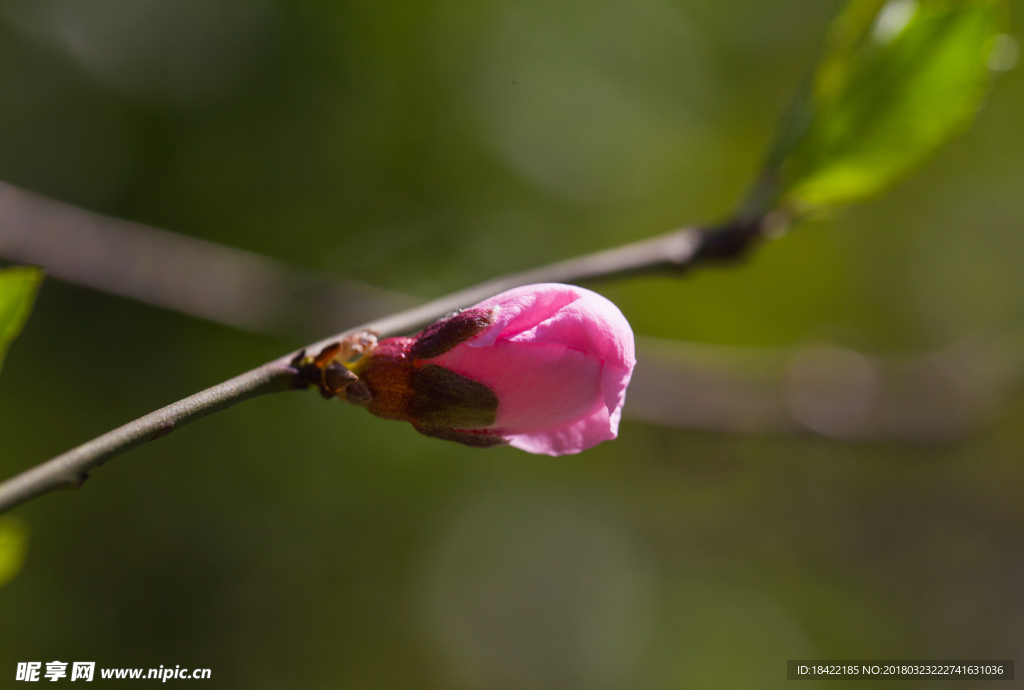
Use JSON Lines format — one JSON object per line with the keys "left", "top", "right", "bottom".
{"left": 1, "top": 0, "right": 1024, "bottom": 687}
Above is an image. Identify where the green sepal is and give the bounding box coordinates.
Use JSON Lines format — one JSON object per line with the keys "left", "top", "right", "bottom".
{"left": 411, "top": 308, "right": 495, "bottom": 360}
{"left": 409, "top": 364, "right": 499, "bottom": 429}
{"left": 414, "top": 425, "right": 507, "bottom": 448}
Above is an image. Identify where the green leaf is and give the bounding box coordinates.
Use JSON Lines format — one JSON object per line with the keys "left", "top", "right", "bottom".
{"left": 0, "top": 266, "right": 44, "bottom": 374}
{"left": 0, "top": 517, "right": 29, "bottom": 589}
{"left": 779, "top": 0, "right": 1008, "bottom": 209}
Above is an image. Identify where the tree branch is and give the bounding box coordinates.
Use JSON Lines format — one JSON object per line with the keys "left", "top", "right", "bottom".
{"left": 0, "top": 366, "right": 296, "bottom": 513}
{"left": 0, "top": 216, "right": 768, "bottom": 515}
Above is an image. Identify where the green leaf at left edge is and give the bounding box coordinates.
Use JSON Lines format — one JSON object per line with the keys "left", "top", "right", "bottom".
{"left": 0, "top": 266, "right": 44, "bottom": 374}
{"left": 0, "top": 517, "right": 29, "bottom": 589}
{"left": 779, "top": 0, "right": 1008, "bottom": 210}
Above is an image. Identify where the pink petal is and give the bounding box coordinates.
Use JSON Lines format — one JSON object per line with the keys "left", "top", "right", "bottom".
{"left": 428, "top": 340, "right": 603, "bottom": 434}
{"left": 420, "top": 283, "right": 635, "bottom": 456}
{"left": 469, "top": 283, "right": 583, "bottom": 347}
{"left": 506, "top": 400, "right": 617, "bottom": 456}
{"left": 469, "top": 283, "right": 635, "bottom": 421}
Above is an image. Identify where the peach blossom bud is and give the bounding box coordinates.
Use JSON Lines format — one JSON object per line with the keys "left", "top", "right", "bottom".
{"left": 353, "top": 283, "right": 635, "bottom": 456}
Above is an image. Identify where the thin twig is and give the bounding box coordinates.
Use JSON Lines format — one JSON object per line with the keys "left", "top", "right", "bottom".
{"left": 0, "top": 216, "right": 766, "bottom": 515}
{"left": 0, "top": 366, "right": 296, "bottom": 513}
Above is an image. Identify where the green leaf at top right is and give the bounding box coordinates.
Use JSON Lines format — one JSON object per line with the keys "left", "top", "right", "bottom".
{"left": 780, "top": 0, "right": 1010, "bottom": 210}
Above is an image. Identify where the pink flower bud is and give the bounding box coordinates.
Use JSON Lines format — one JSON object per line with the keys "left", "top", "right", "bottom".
{"left": 351, "top": 283, "right": 635, "bottom": 456}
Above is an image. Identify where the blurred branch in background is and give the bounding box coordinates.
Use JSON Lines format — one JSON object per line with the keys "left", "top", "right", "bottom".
{"left": 632, "top": 335, "right": 1023, "bottom": 441}
{"left": 0, "top": 181, "right": 419, "bottom": 338}
{"left": 2, "top": 180, "right": 1021, "bottom": 445}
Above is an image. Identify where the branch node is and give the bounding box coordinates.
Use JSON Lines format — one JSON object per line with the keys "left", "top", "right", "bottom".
{"left": 695, "top": 217, "right": 765, "bottom": 262}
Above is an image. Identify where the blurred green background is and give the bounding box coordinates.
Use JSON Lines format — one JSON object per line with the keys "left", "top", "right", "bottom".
{"left": 1, "top": 0, "right": 1024, "bottom": 687}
